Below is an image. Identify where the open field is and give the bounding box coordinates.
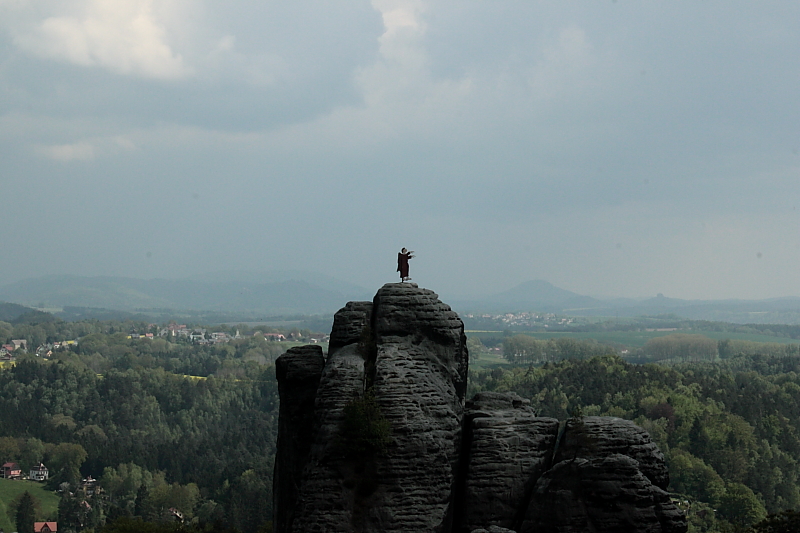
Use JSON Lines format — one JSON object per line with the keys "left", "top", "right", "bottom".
{"left": 466, "top": 329, "right": 800, "bottom": 349}
{"left": 0, "top": 478, "right": 59, "bottom": 531}
{"left": 469, "top": 349, "right": 510, "bottom": 369}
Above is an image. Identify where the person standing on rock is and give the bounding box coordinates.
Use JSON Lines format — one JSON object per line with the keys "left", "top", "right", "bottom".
{"left": 397, "top": 248, "right": 414, "bottom": 282}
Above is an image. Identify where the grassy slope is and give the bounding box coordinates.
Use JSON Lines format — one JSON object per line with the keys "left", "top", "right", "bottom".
{"left": 0, "top": 478, "right": 59, "bottom": 531}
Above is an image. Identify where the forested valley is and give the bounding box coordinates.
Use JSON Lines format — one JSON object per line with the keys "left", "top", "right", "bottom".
{"left": 0, "top": 318, "right": 288, "bottom": 533}
{"left": 3, "top": 316, "right": 800, "bottom": 532}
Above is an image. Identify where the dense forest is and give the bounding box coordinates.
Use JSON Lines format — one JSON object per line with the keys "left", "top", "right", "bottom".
{"left": 3, "top": 316, "right": 800, "bottom": 532}
{"left": 470, "top": 354, "right": 800, "bottom": 532}
{"left": 0, "top": 318, "right": 290, "bottom": 532}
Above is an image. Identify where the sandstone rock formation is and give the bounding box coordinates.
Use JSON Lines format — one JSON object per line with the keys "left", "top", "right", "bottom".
{"left": 273, "top": 345, "right": 325, "bottom": 533}
{"left": 455, "top": 392, "right": 560, "bottom": 533}
{"left": 274, "top": 283, "right": 686, "bottom": 533}
{"left": 520, "top": 454, "right": 685, "bottom": 533}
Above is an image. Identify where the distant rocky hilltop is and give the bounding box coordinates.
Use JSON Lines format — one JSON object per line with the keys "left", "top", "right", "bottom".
{"left": 273, "top": 283, "right": 686, "bottom": 533}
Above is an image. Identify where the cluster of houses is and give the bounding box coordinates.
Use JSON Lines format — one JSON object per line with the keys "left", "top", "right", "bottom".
{"left": 0, "top": 339, "right": 28, "bottom": 358}
{"left": 2, "top": 340, "right": 78, "bottom": 359}
{"left": 1, "top": 461, "right": 49, "bottom": 481}
{"left": 157, "top": 324, "right": 329, "bottom": 345}
{"left": 35, "top": 340, "right": 79, "bottom": 358}
{"left": 1, "top": 323, "right": 331, "bottom": 366}
{"left": 156, "top": 324, "right": 243, "bottom": 344}
{"left": 463, "top": 311, "right": 575, "bottom": 328}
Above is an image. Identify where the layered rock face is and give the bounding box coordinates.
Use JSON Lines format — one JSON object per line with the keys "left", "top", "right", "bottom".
{"left": 285, "top": 302, "right": 372, "bottom": 532}
{"left": 455, "top": 392, "right": 560, "bottom": 533}
{"left": 273, "top": 345, "right": 325, "bottom": 533}
{"left": 519, "top": 417, "right": 685, "bottom": 533}
{"left": 278, "top": 284, "right": 468, "bottom": 533}
{"left": 274, "top": 283, "right": 686, "bottom": 533}
{"left": 366, "top": 284, "right": 469, "bottom": 531}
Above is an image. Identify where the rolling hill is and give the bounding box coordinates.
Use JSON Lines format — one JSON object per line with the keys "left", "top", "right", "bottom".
{"left": 0, "top": 273, "right": 372, "bottom": 317}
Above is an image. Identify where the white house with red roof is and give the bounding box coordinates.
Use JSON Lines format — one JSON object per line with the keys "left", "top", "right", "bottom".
{"left": 30, "top": 462, "right": 49, "bottom": 481}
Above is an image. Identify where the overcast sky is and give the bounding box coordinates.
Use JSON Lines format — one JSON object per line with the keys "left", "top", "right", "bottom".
{"left": 1, "top": 1, "right": 799, "bottom": 301}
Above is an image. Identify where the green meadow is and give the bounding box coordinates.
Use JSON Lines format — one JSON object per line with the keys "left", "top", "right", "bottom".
{"left": 469, "top": 348, "right": 509, "bottom": 369}
{"left": 0, "top": 478, "right": 59, "bottom": 532}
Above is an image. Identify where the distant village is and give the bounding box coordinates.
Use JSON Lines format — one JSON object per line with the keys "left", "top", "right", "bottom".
{"left": 0, "top": 322, "right": 330, "bottom": 362}
{"left": 464, "top": 311, "right": 575, "bottom": 328}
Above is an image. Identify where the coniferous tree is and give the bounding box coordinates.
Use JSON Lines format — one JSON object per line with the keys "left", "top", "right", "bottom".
{"left": 752, "top": 510, "right": 800, "bottom": 533}
{"left": 15, "top": 491, "right": 37, "bottom": 533}
{"left": 58, "top": 493, "right": 84, "bottom": 533}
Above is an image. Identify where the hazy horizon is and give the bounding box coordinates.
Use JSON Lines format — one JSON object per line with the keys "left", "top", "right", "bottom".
{"left": 2, "top": 2, "right": 799, "bottom": 301}
{"left": 5, "top": 271, "right": 800, "bottom": 307}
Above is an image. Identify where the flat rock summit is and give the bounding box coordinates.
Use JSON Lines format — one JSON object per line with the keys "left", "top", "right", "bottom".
{"left": 273, "top": 283, "right": 687, "bottom": 533}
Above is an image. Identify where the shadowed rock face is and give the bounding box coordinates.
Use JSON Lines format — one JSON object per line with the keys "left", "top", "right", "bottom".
{"left": 278, "top": 283, "right": 469, "bottom": 533}
{"left": 272, "top": 345, "right": 325, "bottom": 533}
{"left": 274, "top": 284, "right": 686, "bottom": 533}
{"left": 520, "top": 454, "right": 686, "bottom": 533}
{"left": 328, "top": 300, "right": 373, "bottom": 356}
{"left": 285, "top": 309, "right": 371, "bottom": 532}
{"left": 456, "top": 392, "right": 559, "bottom": 533}
{"left": 366, "top": 284, "right": 468, "bottom": 532}
{"left": 555, "top": 417, "right": 670, "bottom": 490}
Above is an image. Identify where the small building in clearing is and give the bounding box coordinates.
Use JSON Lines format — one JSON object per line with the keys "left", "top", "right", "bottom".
{"left": 30, "top": 462, "right": 49, "bottom": 481}
{"left": 1, "top": 462, "right": 22, "bottom": 479}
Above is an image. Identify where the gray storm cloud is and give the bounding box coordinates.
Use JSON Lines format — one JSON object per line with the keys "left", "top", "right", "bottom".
{"left": 0, "top": 0, "right": 798, "bottom": 300}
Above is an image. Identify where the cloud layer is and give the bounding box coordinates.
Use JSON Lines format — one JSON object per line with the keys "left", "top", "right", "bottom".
{"left": 1, "top": 1, "right": 799, "bottom": 300}
{"left": 5, "top": 0, "right": 190, "bottom": 78}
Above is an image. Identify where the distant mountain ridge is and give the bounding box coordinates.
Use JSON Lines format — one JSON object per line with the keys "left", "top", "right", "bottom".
{"left": 453, "top": 280, "right": 800, "bottom": 324}
{"left": 188, "top": 270, "right": 370, "bottom": 298}
{"left": 0, "top": 302, "right": 36, "bottom": 322}
{"left": 3, "top": 274, "right": 800, "bottom": 325}
{"left": 484, "top": 280, "right": 605, "bottom": 310}
{"left": 0, "top": 301, "right": 51, "bottom": 324}
{"left": 449, "top": 280, "right": 605, "bottom": 313}
{"left": 0, "top": 272, "right": 372, "bottom": 316}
